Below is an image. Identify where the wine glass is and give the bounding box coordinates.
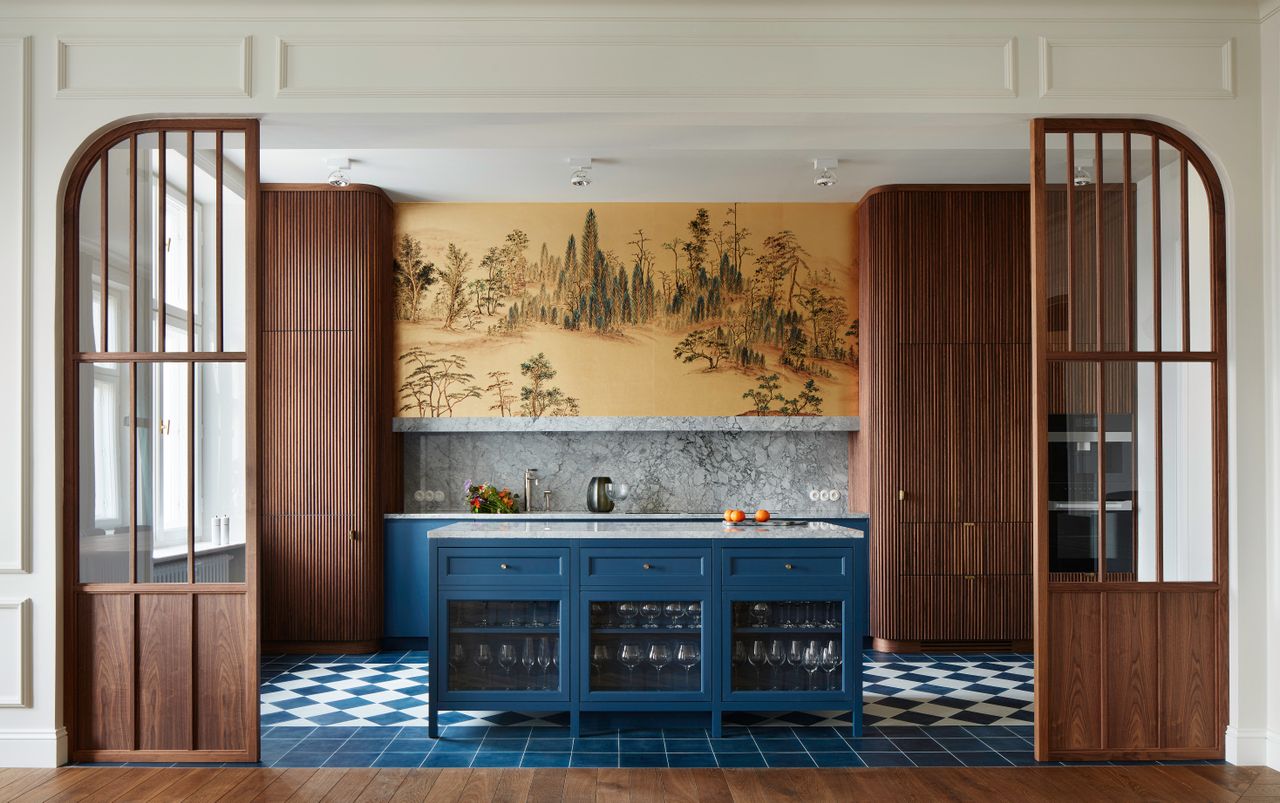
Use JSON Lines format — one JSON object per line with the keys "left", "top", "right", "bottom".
{"left": 449, "top": 642, "right": 467, "bottom": 688}
{"left": 732, "top": 640, "right": 747, "bottom": 688}
{"left": 497, "top": 642, "right": 517, "bottom": 678}
{"left": 649, "top": 643, "right": 672, "bottom": 691}
{"left": 521, "top": 637, "right": 537, "bottom": 690}
{"left": 821, "top": 644, "right": 841, "bottom": 692}
{"left": 766, "top": 640, "right": 786, "bottom": 690}
{"left": 779, "top": 601, "right": 796, "bottom": 630}
{"left": 505, "top": 601, "right": 522, "bottom": 628}
{"left": 606, "top": 481, "right": 630, "bottom": 509}
{"left": 747, "top": 640, "right": 767, "bottom": 690}
{"left": 477, "top": 601, "right": 490, "bottom": 628}
{"left": 529, "top": 601, "right": 546, "bottom": 628}
{"left": 619, "top": 643, "right": 642, "bottom": 689}
{"left": 802, "top": 643, "right": 821, "bottom": 691}
{"left": 471, "top": 642, "right": 488, "bottom": 686}
{"left": 591, "top": 644, "right": 612, "bottom": 685}
{"left": 537, "top": 638, "right": 554, "bottom": 690}
{"left": 665, "top": 602, "right": 685, "bottom": 629}
{"left": 786, "top": 640, "right": 805, "bottom": 691}
{"left": 750, "top": 602, "right": 771, "bottom": 628}
{"left": 677, "top": 643, "right": 700, "bottom": 691}
{"left": 686, "top": 602, "right": 702, "bottom": 628}
{"left": 590, "top": 602, "right": 607, "bottom": 628}
{"left": 641, "top": 603, "right": 662, "bottom": 628}
{"left": 618, "top": 602, "right": 639, "bottom": 629}
{"left": 823, "top": 601, "right": 840, "bottom": 629}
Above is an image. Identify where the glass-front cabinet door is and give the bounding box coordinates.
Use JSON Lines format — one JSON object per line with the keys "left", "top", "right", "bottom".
{"left": 436, "top": 589, "right": 570, "bottom": 702}
{"left": 722, "top": 591, "right": 853, "bottom": 702}
{"left": 580, "top": 591, "right": 709, "bottom": 701}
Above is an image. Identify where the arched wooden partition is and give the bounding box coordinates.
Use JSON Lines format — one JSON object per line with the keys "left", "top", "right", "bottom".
{"left": 63, "top": 119, "right": 260, "bottom": 762}
{"left": 1030, "top": 119, "right": 1227, "bottom": 761}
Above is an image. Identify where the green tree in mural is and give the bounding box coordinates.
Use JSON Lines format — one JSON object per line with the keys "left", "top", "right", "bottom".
{"left": 398, "top": 349, "right": 482, "bottom": 417}
{"left": 742, "top": 372, "right": 784, "bottom": 414}
{"left": 673, "top": 326, "right": 731, "bottom": 371}
{"left": 756, "top": 230, "right": 810, "bottom": 312}
{"left": 485, "top": 370, "right": 516, "bottom": 416}
{"left": 392, "top": 234, "right": 436, "bottom": 321}
{"left": 519, "top": 352, "right": 580, "bottom": 416}
{"left": 780, "top": 379, "right": 824, "bottom": 416}
{"left": 437, "top": 243, "right": 472, "bottom": 330}
{"left": 682, "top": 208, "right": 712, "bottom": 283}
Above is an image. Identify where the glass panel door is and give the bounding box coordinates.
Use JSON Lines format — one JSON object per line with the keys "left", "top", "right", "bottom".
{"left": 729, "top": 599, "right": 844, "bottom": 693}
{"left": 445, "top": 599, "right": 562, "bottom": 693}
{"left": 586, "top": 598, "right": 705, "bottom": 695}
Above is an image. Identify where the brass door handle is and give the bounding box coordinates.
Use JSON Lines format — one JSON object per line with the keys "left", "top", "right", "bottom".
{"left": 348, "top": 529, "right": 358, "bottom": 541}
{"left": 897, "top": 490, "right": 906, "bottom": 502}
{"left": 499, "top": 563, "right": 510, "bottom": 570}
{"left": 964, "top": 575, "right": 975, "bottom": 580}
{"left": 642, "top": 563, "right": 652, "bottom": 570}
{"left": 784, "top": 563, "right": 794, "bottom": 570}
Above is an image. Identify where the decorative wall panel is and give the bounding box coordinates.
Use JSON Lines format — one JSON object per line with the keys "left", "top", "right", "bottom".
{"left": 1039, "top": 37, "right": 1234, "bottom": 99}
{"left": 0, "top": 599, "right": 30, "bottom": 707}
{"left": 56, "top": 37, "right": 251, "bottom": 98}
{"left": 0, "top": 38, "right": 28, "bottom": 574}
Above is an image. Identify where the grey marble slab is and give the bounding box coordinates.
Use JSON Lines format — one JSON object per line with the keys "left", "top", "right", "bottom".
{"left": 429, "top": 520, "right": 863, "bottom": 539}
{"left": 393, "top": 415, "right": 859, "bottom": 433}
{"left": 387, "top": 511, "right": 869, "bottom": 520}
{"left": 402, "top": 429, "right": 852, "bottom": 515}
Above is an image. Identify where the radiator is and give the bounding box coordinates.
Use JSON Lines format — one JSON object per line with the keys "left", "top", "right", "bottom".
{"left": 152, "top": 552, "right": 233, "bottom": 583}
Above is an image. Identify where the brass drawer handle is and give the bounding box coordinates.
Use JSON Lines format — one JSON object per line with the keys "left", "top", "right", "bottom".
{"left": 642, "top": 563, "right": 653, "bottom": 570}
{"left": 963, "top": 522, "right": 976, "bottom": 528}
{"left": 964, "top": 575, "right": 975, "bottom": 580}
{"left": 784, "top": 563, "right": 794, "bottom": 570}
{"left": 499, "top": 563, "right": 510, "bottom": 570}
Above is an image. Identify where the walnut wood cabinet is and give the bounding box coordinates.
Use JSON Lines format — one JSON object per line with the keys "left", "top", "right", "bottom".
{"left": 854, "top": 186, "right": 1033, "bottom": 651}
{"left": 260, "top": 184, "right": 394, "bottom": 651}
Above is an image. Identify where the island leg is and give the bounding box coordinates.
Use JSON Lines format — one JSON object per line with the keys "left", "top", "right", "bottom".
{"left": 710, "top": 707, "right": 722, "bottom": 738}
{"left": 570, "top": 708, "right": 580, "bottom": 739}
{"left": 428, "top": 698, "right": 439, "bottom": 739}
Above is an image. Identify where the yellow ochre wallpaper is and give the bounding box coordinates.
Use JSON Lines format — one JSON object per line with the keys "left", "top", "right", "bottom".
{"left": 392, "top": 203, "right": 858, "bottom": 418}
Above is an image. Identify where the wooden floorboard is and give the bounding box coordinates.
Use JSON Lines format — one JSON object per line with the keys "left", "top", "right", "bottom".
{"left": 1, "top": 766, "right": 1276, "bottom": 802}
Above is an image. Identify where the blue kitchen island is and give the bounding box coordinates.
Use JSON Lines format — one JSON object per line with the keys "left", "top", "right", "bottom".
{"left": 420, "top": 519, "right": 865, "bottom": 738}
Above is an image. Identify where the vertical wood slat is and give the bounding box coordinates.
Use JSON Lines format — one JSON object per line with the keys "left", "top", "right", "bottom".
{"left": 1096, "top": 364, "right": 1106, "bottom": 583}
{"left": 186, "top": 131, "right": 195, "bottom": 353}
{"left": 1123, "top": 134, "right": 1133, "bottom": 351}
{"left": 215, "top": 132, "right": 224, "bottom": 352}
{"left": 157, "top": 131, "right": 166, "bottom": 353}
{"left": 129, "top": 361, "right": 137, "bottom": 585}
{"left": 1066, "top": 136, "right": 1076, "bottom": 350}
{"left": 1180, "top": 152, "right": 1191, "bottom": 352}
{"left": 187, "top": 361, "right": 195, "bottom": 584}
{"left": 1152, "top": 140, "right": 1163, "bottom": 351}
{"left": 129, "top": 135, "right": 138, "bottom": 352}
{"left": 1094, "top": 133, "right": 1104, "bottom": 353}
{"left": 1155, "top": 364, "right": 1164, "bottom": 583}
{"left": 100, "top": 153, "right": 109, "bottom": 352}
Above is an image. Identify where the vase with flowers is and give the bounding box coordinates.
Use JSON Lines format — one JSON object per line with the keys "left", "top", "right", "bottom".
{"left": 464, "top": 479, "right": 520, "bottom": 514}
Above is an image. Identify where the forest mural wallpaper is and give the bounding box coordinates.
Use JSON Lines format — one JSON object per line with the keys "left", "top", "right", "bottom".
{"left": 392, "top": 203, "right": 858, "bottom": 418}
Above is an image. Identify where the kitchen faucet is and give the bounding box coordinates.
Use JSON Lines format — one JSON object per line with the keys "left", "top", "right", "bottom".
{"left": 524, "top": 469, "right": 539, "bottom": 512}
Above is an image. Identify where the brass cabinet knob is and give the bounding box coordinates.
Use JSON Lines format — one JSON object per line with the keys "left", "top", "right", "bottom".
{"left": 784, "top": 563, "right": 794, "bottom": 570}
{"left": 499, "top": 563, "right": 510, "bottom": 570}
{"left": 897, "top": 490, "right": 906, "bottom": 502}
{"left": 348, "top": 529, "right": 358, "bottom": 540}
{"left": 642, "top": 563, "right": 652, "bottom": 570}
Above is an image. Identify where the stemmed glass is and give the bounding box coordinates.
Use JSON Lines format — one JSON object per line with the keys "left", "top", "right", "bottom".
{"left": 802, "top": 643, "right": 821, "bottom": 691}
{"left": 686, "top": 602, "right": 702, "bottom": 629}
{"left": 786, "top": 640, "right": 805, "bottom": 691}
{"left": 765, "top": 640, "right": 786, "bottom": 690}
{"left": 619, "top": 643, "right": 643, "bottom": 689}
{"left": 779, "top": 601, "right": 796, "bottom": 630}
{"left": 641, "top": 603, "right": 662, "bottom": 629}
{"left": 591, "top": 644, "right": 611, "bottom": 685}
{"left": 649, "top": 643, "right": 672, "bottom": 691}
{"left": 732, "top": 641, "right": 747, "bottom": 687}
{"left": 618, "top": 602, "right": 639, "bottom": 628}
{"left": 505, "top": 602, "right": 522, "bottom": 628}
{"left": 823, "top": 602, "right": 840, "bottom": 629}
{"left": 820, "top": 644, "right": 841, "bottom": 691}
{"left": 606, "top": 481, "right": 630, "bottom": 510}
{"left": 537, "top": 638, "right": 554, "bottom": 690}
{"left": 449, "top": 642, "right": 467, "bottom": 688}
{"left": 665, "top": 602, "right": 685, "bottom": 629}
{"left": 496, "top": 643, "right": 516, "bottom": 684}
{"left": 477, "top": 602, "right": 490, "bottom": 627}
{"left": 521, "top": 637, "right": 537, "bottom": 690}
{"left": 591, "top": 602, "right": 608, "bottom": 628}
{"left": 474, "top": 643, "right": 493, "bottom": 689}
{"left": 677, "top": 643, "right": 700, "bottom": 691}
{"left": 529, "top": 601, "right": 546, "bottom": 628}
{"left": 750, "top": 602, "right": 771, "bottom": 628}
{"left": 748, "top": 640, "right": 767, "bottom": 690}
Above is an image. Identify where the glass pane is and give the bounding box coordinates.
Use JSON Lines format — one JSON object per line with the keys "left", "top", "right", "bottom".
{"left": 1157, "top": 140, "right": 1184, "bottom": 350}
{"left": 77, "top": 362, "right": 131, "bottom": 582}
{"left": 220, "top": 131, "right": 247, "bottom": 353}
{"left": 136, "top": 361, "right": 189, "bottom": 582}
{"left": 104, "top": 141, "right": 132, "bottom": 352}
{"left": 195, "top": 362, "right": 246, "bottom": 582}
{"left": 1047, "top": 362, "right": 1100, "bottom": 577}
{"left": 589, "top": 601, "right": 703, "bottom": 693}
{"left": 1134, "top": 362, "right": 1159, "bottom": 581}
{"left": 446, "top": 600, "right": 561, "bottom": 692}
{"left": 1161, "top": 362, "right": 1214, "bottom": 581}
{"left": 1042, "top": 132, "right": 1070, "bottom": 352}
{"left": 1187, "top": 165, "right": 1213, "bottom": 351}
{"left": 162, "top": 134, "right": 192, "bottom": 352}
{"left": 1099, "top": 132, "right": 1128, "bottom": 351}
{"left": 730, "top": 601, "right": 842, "bottom": 692}
{"left": 1133, "top": 135, "right": 1158, "bottom": 351}
{"left": 77, "top": 161, "right": 101, "bottom": 352}
{"left": 1102, "top": 361, "right": 1136, "bottom": 578}
{"left": 135, "top": 132, "right": 159, "bottom": 353}
{"left": 1069, "top": 133, "right": 1099, "bottom": 351}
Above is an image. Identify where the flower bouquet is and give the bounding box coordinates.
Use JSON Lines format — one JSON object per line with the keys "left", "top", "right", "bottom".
{"left": 464, "top": 480, "right": 520, "bottom": 514}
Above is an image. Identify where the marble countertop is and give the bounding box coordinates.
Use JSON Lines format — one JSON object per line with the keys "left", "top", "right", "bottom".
{"left": 387, "top": 511, "right": 869, "bottom": 521}
{"left": 394, "top": 415, "right": 859, "bottom": 433}
{"left": 429, "top": 520, "right": 864, "bottom": 539}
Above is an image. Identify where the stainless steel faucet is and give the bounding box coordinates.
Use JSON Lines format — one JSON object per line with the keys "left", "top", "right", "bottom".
{"left": 523, "top": 469, "right": 539, "bottom": 512}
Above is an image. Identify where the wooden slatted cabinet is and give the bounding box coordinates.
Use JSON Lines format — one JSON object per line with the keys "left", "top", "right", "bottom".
{"left": 260, "top": 184, "right": 393, "bottom": 652}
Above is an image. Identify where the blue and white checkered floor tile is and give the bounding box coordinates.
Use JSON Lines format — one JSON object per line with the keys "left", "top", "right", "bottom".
{"left": 260, "top": 651, "right": 1034, "bottom": 729}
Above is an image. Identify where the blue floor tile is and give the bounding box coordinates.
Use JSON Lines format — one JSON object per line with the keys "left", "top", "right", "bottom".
{"left": 762, "top": 753, "right": 816, "bottom": 768}
{"left": 574, "top": 737, "right": 620, "bottom": 751}
{"left": 432, "top": 740, "right": 481, "bottom": 753}
{"left": 953, "top": 751, "right": 1013, "bottom": 767}
{"left": 273, "top": 751, "right": 336, "bottom": 768}
{"left": 373, "top": 752, "right": 427, "bottom": 768}
{"left": 521, "top": 752, "right": 572, "bottom": 768}
{"left": 527, "top": 729, "right": 573, "bottom": 741}
{"left": 846, "top": 737, "right": 898, "bottom": 752}
{"left": 856, "top": 751, "right": 914, "bottom": 767}
{"left": 478, "top": 739, "right": 530, "bottom": 753}
{"left": 797, "top": 737, "right": 851, "bottom": 752}
{"left": 907, "top": 752, "right": 963, "bottom": 767}
{"left": 666, "top": 753, "right": 717, "bottom": 768}
{"left": 981, "top": 737, "right": 1033, "bottom": 752}
{"left": 706, "top": 737, "right": 756, "bottom": 752}
{"left": 472, "top": 752, "right": 526, "bottom": 767}
{"left": 933, "top": 737, "right": 993, "bottom": 752}
{"left": 713, "top": 753, "right": 765, "bottom": 768}
{"left": 891, "top": 737, "right": 944, "bottom": 752}
{"left": 812, "top": 752, "right": 865, "bottom": 768}
{"left": 570, "top": 753, "right": 619, "bottom": 768}
{"left": 620, "top": 753, "right": 669, "bottom": 768}
{"left": 1001, "top": 751, "right": 1042, "bottom": 766}
{"left": 618, "top": 738, "right": 666, "bottom": 752}
{"left": 323, "top": 751, "right": 381, "bottom": 767}
{"left": 876, "top": 725, "right": 928, "bottom": 738}
{"left": 753, "top": 738, "right": 805, "bottom": 752}
{"left": 423, "top": 751, "right": 476, "bottom": 767}
{"left": 963, "top": 725, "right": 1014, "bottom": 737}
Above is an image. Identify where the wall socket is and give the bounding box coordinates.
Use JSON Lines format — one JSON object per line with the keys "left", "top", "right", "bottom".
{"left": 808, "top": 488, "right": 842, "bottom": 502}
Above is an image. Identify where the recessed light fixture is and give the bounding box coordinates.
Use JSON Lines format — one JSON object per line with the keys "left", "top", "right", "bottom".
{"left": 813, "top": 158, "right": 838, "bottom": 188}
{"left": 325, "top": 156, "right": 351, "bottom": 187}
{"left": 568, "top": 156, "right": 593, "bottom": 187}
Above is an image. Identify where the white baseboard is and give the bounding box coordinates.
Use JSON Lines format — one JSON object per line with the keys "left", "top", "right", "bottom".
{"left": 0, "top": 727, "right": 68, "bottom": 767}
{"left": 1225, "top": 725, "right": 1280, "bottom": 769}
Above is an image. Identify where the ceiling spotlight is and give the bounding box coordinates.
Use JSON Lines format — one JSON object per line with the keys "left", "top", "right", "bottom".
{"left": 813, "top": 158, "right": 838, "bottom": 188}
{"left": 568, "top": 157, "right": 592, "bottom": 188}
{"left": 325, "top": 156, "right": 351, "bottom": 187}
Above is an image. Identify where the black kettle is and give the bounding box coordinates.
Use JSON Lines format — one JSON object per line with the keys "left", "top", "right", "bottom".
{"left": 587, "top": 476, "right": 614, "bottom": 513}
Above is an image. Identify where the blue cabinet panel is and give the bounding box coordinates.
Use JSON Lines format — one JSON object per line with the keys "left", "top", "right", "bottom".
{"left": 722, "top": 547, "right": 852, "bottom": 584}
{"left": 384, "top": 519, "right": 455, "bottom": 640}
{"left": 438, "top": 547, "right": 568, "bottom": 586}
{"left": 580, "top": 547, "right": 709, "bottom": 587}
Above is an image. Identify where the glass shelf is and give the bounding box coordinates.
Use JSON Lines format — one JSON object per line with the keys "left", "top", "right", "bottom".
{"left": 588, "top": 600, "right": 703, "bottom": 694}
{"left": 445, "top": 599, "right": 561, "bottom": 693}
{"left": 730, "top": 601, "right": 844, "bottom": 693}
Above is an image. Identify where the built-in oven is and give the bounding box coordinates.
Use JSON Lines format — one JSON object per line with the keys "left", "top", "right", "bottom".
{"left": 1047, "top": 414, "right": 1136, "bottom": 575}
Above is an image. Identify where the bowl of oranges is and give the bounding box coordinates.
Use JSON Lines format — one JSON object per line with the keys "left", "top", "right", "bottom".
{"left": 724, "top": 509, "right": 771, "bottom": 524}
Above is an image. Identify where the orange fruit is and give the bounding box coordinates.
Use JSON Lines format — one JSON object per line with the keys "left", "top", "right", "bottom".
{"left": 754, "top": 509, "right": 771, "bottom": 523}
{"left": 724, "top": 509, "right": 736, "bottom": 522}
{"left": 730, "top": 510, "right": 747, "bottom": 523}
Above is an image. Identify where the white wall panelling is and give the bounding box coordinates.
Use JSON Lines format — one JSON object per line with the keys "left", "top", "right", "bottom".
{"left": 1039, "top": 36, "right": 1235, "bottom": 98}
{"left": 0, "top": 600, "right": 31, "bottom": 708}
{"left": 276, "top": 35, "right": 1016, "bottom": 98}
{"left": 56, "top": 36, "right": 252, "bottom": 98}
{"left": 0, "top": 37, "right": 30, "bottom": 575}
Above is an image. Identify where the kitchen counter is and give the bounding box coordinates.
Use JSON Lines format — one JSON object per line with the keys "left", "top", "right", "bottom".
{"left": 430, "top": 519, "right": 863, "bottom": 539}
{"left": 387, "top": 511, "right": 870, "bottom": 520}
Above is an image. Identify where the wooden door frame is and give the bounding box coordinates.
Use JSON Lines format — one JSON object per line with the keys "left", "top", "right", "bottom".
{"left": 1030, "top": 118, "right": 1228, "bottom": 761}
{"left": 61, "top": 118, "right": 261, "bottom": 762}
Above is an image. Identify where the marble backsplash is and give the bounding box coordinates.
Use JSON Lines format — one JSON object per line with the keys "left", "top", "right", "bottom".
{"left": 401, "top": 431, "right": 852, "bottom": 514}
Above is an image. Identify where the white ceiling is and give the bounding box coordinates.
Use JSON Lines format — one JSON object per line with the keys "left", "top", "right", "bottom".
{"left": 258, "top": 112, "right": 1043, "bottom": 202}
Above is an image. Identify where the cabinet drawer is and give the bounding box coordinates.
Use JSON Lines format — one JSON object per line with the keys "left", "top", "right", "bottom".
{"left": 438, "top": 548, "right": 567, "bottom": 586}
{"left": 580, "top": 548, "right": 709, "bottom": 586}
{"left": 893, "top": 575, "right": 1031, "bottom": 641}
{"left": 722, "top": 547, "right": 852, "bottom": 585}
